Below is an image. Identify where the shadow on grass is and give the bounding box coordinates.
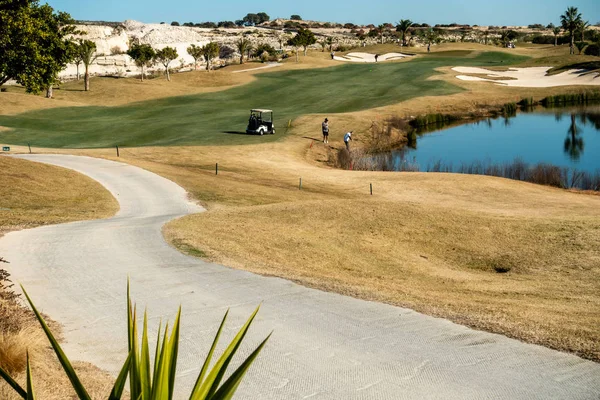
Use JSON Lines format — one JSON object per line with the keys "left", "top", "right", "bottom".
{"left": 223, "top": 131, "right": 250, "bottom": 135}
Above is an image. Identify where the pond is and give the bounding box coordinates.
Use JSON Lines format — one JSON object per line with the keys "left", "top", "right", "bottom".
{"left": 384, "top": 105, "right": 600, "bottom": 175}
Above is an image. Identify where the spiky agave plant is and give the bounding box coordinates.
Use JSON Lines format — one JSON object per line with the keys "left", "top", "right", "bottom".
{"left": 0, "top": 282, "right": 270, "bottom": 399}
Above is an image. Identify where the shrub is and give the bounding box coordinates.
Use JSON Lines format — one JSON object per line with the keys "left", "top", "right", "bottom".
{"left": 219, "top": 45, "right": 235, "bottom": 59}
{"left": 541, "top": 91, "right": 600, "bottom": 106}
{"left": 575, "top": 42, "right": 588, "bottom": 54}
{"left": 409, "top": 113, "right": 460, "bottom": 128}
{"left": 584, "top": 44, "right": 600, "bottom": 56}
{"left": 254, "top": 43, "right": 277, "bottom": 57}
{"left": 532, "top": 35, "right": 570, "bottom": 45}
{"left": 517, "top": 97, "right": 536, "bottom": 107}
{"left": 110, "top": 46, "right": 123, "bottom": 55}
{"left": 501, "top": 102, "right": 517, "bottom": 115}
{"left": 492, "top": 264, "right": 512, "bottom": 273}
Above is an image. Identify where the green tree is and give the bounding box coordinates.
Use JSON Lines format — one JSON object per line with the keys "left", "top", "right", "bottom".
{"left": 68, "top": 41, "right": 84, "bottom": 81}
{"left": 127, "top": 43, "right": 156, "bottom": 81}
{"left": 0, "top": 0, "right": 77, "bottom": 96}
{"left": 287, "top": 36, "right": 300, "bottom": 62}
{"left": 236, "top": 37, "right": 252, "bottom": 64}
{"left": 155, "top": 46, "right": 178, "bottom": 81}
{"left": 186, "top": 44, "right": 203, "bottom": 70}
{"left": 256, "top": 12, "right": 270, "bottom": 24}
{"left": 201, "top": 42, "right": 220, "bottom": 71}
{"left": 396, "top": 19, "right": 414, "bottom": 46}
{"left": 76, "top": 39, "right": 98, "bottom": 91}
{"left": 290, "top": 27, "right": 316, "bottom": 56}
{"left": 242, "top": 13, "right": 260, "bottom": 26}
{"left": 290, "top": 14, "right": 302, "bottom": 21}
{"left": 561, "top": 6, "right": 583, "bottom": 54}
{"left": 553, "top": 26, "right": 562, "bottom": 46}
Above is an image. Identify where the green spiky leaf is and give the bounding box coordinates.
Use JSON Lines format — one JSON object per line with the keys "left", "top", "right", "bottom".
{"left": 108, "top": 350, "right": 133, "bottom": 400}
{"left": 26, "top": 353, "right": 35, "bottom": 400}
{"left": 21, "top": 285, "right": 91, "bottom": 400}
{"left": 189, "top": 310, "right": 229, "bottom": 399}
{"left": 0, "top": 364, "right": 27, "bottom": 398}
{"left": 191, "top": 306, "right": 261, "bottom": 400}
{"left": 211, "top": 332, "right": 272, "bottom": 400}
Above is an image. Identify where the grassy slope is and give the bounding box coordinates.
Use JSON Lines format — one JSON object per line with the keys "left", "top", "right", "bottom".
{"left": 0, "top": 156, "right": 118, "bottom": 399}
{"left": 3, "top": 45, "right": 599, "bottom": 362}
{"left": 0, "top": 51, "right": 527, "bottom": 148}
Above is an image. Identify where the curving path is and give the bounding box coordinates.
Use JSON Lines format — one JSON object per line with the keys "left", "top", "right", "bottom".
{"left": 1, "top": 155, "right": 599, "bottom": 399}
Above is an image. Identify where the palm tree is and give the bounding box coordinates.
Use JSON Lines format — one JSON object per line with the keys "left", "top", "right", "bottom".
{"left": 377, "top": 24, "right": 386, "bottom": 44}
{"left": 425, "top": 29, "right": 437, "bottom": 50}
{"left": 552, "top": 26, "right": 562, "bottom": 46}
{"left": 577, "top": 20, "right": 590, "bottom": 42}
{"left": 77, "top": 39, "right": 98, "bottom": 91}
{"left": 560, "top": 6, "right": 582, "bottom": 55}
{"left": 236, "top": 38, "right": 252, "bottom": 64}
{"left": 396, "top": 19, "right": 413, "bottom": 46}
{"left": 500, "top": 30, "right": 511, "bottom": 47}
{"left": 326, "top": 37, "right": 335, "bottom": 51}
{"left": 483, "top": 29, "right": 490, "bottom": 45}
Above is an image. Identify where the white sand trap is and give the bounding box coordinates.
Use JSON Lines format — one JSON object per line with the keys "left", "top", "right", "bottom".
{"left": 232, "top": 62, "right": 282, "bottom": 73}
{"left": 334, "top": 52, "right": 411, "bottom": 63}
{"left": 453, "top": 66, "right": 600, "bottom": 87}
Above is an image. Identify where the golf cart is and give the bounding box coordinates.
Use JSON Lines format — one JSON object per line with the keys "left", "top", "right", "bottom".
{"left": 246, "top": 109, "right": 275, "bottom": 135}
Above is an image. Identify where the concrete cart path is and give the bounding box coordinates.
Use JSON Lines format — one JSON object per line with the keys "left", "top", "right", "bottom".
{"left": 1, "top": 154, "right": 599, "bottom": 399}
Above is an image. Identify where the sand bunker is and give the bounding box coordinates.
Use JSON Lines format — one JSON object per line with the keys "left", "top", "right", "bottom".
{"left": 232, "top": 63, "right": 282, "bottom": 73}
{"left": 453, "top": 66, "right": 600, "bottom": 87}
{"left": 334, "top": 52, "right": 411, "bottom": 63}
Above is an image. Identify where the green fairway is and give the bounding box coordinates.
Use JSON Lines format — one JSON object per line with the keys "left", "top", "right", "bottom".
{"left": 0, "top": 51, "right": 527, "bottom": 148}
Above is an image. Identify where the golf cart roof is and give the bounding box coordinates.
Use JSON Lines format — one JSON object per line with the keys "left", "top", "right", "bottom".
{"left": 251, "top": 109, "right": 273, "bottom": 113}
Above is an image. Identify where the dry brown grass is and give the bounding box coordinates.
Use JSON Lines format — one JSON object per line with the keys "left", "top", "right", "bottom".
{"left": 3, "top": 45, "right": 600, "bottom": 363}
{"left": 0, "top": 156, "right": 118, "bottom": 235}
{"left": 49, "top": 136, "right": 600, "bottom": 361}
{"left": 0, "top": 156, "right": 118, "bottom": 398}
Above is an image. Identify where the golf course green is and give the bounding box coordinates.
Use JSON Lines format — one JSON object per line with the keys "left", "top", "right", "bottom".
{"left": 0, "top": 51, "right": 527, "bottom": 148}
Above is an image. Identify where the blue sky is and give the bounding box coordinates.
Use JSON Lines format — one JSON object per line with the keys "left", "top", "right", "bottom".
{"left": 46, "top": 0, "right": 600, "bottom": 27}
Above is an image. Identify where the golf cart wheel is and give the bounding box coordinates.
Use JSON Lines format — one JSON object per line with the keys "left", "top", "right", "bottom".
{"left": 259, "top": 129, "right": 264, "bottom": 136}
{"left": 271, "top": 129, "right": 275, "bottom": 135}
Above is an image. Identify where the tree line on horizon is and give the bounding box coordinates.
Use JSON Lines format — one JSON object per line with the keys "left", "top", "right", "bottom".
{"left": 2, "top": 1, "right": 599, "bottom": 98}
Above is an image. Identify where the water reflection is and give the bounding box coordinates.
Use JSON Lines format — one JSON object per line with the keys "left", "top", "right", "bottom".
{"left": 564, "top": 114, "right": 584, "bottom": 161}
{"left": 364, "top": 105, "right": 600, "bottom": 176}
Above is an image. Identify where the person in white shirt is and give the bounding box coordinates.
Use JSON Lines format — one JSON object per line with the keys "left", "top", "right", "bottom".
{"left": 344, "top": 131, "right": 353, "bottom": 151}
